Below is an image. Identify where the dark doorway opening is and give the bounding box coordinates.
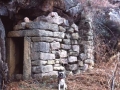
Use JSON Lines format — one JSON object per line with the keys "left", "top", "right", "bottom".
{"left": 13, "top": 37, "right": 24, "bottom": 75}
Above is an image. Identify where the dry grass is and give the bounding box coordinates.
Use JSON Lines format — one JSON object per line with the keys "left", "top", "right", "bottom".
{"left": 5, "top": 56, "right": 120, "bottom": 90}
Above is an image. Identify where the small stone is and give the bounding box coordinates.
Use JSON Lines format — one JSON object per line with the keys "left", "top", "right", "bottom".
{"left": 55, "top": 60, "right": 60, "bottom": 64}
{"left": 24, "top": 17, "right": 30, "bottom": 22}
{"left": 59, "top": 26, "right": 66, "bottom": 32}
{"left": 88, "top": 36, "right": 93, "bottom": 41}
{"left": 52, "top": 51, "right": 60, "bottom": 58}
{"left": 40, "top": 53, "right": 55, "bottom": 60}
{"left": 47, "top": 60, "right": 55, "bottom": 65}
{"left": 68, "top": 56, "right": 77, "bottom": 63}
{"left": 83, "top": 64, "right": 89, "bottom": 71}
{"left": 71, "top": 33, "right": 79, "bottom": 39}
{"left": 14, "top": 23, "right": 26, "bottom": 30}
{"left": 68, "top": 64, "right": 78, "bottom": 71}
{"left": 88, "top": 65, "right": 94, "bottom": 70}
{"left": 41, "top": 65, "right": 53, "bottom": 73}
{"left": 63, "top": 39, "right": 71, "bottom": 44}
{"left": 60, "top": 58, "right": 68, "bottom": 64}
{"left": 85, "top": 59, "right": 94, "bottom": 66}
{"left": 54, "top": 66, "right": 65, "bottom": 71}
{"left": 32, "top": 66, "right": 42, "bottom": 73}
{"left": 72, "top": 69, "right": 81, "bottom": 74}
{"left": 31, "top": 60, "right": 41, "bottom": 66}
{"left": 61, "top": 44, "right": 71, "bottom": 50}
{"left": 71, "top": 23, "right": 78, "bottom": 32}
{"left": 80, "top": 53, "right": 87, "bottom": 60}
{"left": 46, "top": 12, "right": 64, "bottom": 25}
{"left": 51, "top": 41, "right": 60, "bottom": 50}
{"left": 67, "top": 27, "right": 74, "bottom": 33}
{"left": 59, "top": 50, "right": 67, "bottom": 58}
{"left": 69, "top": 51, "right": 79, "bottom": 56}
{"left": 87, "top": 30, "right": 93, "bottom": 36}
{"left": 41, "top": 61, "right": 48, "bottom": 65}
{"left": 54, "top": 38, "right": 62, "bottom": 42}
{"left": 65, "top": 34, "right": 71, "bottom": 39}
{"left": 31, "top": 51, "right": 40, "bottom": 60}
{"left": 72, "top": 45, "right": 80, "bottom": 53}
{"left": 71, "top": 40, "right": 78, "bottom": 44}
{"left": 78, "top": 61, "right": 84, "bottom": 66}
{"left": 66, "top": 71, "right": 73, "bottom": 76}
{"left": 54, "top": 32, "right": 65, "bottom": 38}
{"left": 87, "top": 53, "right": 94, "bottom": 60}
{"left": 54, "top": 64, "right": 60, "bottom": 67}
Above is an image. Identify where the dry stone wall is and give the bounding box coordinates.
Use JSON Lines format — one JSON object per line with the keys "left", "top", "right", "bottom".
{"left": 8, "top": 12, "right": 94, "bottom": 79}
{"left": 31, "top": 22, "right": 81, "bottom": 78}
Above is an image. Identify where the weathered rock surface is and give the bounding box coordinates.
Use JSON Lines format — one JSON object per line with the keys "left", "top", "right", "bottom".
{"left": 26, "top": 21, "right": 59, "bottom": 32}
{"left": 40, "top": 53, "right": 55, "bottom": 60}
{"left": 33, "top": 42, "right": 50, "bottom": 52}
{"left": 51, "top": 42, "right": 60, "bottom": 50}
{"left": 68, "top": 56, "right": 77, "bottom": 63}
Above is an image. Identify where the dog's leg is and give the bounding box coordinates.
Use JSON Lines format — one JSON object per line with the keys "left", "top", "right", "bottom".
{"left": 63, "top": 85, "right": 65, "bottom": 90}
{"left": 58, "top": 84, "right": 60, "bottom": 90}
{"left": 65, "top": 83, "right": 67, "bottom": 90}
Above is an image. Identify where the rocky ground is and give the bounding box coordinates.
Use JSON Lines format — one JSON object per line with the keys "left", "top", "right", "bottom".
{"left": 5, "top": 57, "right": 120, "bottom": 90}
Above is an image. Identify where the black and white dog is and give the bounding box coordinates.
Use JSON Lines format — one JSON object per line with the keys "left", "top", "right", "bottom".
{"left": 58, "top": 71, "right": 67, "bottom": 90}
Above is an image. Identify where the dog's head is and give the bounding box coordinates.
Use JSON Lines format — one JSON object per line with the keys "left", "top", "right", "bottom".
{"left": 58, "top": 71, "right": 65, "bottom": 79}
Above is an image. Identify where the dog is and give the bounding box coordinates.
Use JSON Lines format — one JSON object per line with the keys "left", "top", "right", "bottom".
{"left": 58, "top": 71, "right": 67, "bottom": 90}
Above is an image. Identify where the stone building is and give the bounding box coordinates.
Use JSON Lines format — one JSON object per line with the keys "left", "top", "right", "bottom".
{"left": 6, "top": 12, "right": 94, "bottom": 80}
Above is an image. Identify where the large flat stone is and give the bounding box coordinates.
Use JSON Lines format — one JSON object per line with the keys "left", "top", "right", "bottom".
{"left": 8, "top": 29, "right": 53, "bottom": 37}
{"left": 32, "top": 37, "right": 62, "bottom": 42}
{"left": 61, "top": 44, "right": 71, "bottom": 50}
{"left": 31, "top": 60, "right": 47, "bottom": 66}
{"left": 26, "top": 21, "right": 59, "bottom": 32}
{"left": 69, "top": 51, "right": 79, "bottom": 56}
{"left": 53, "top": 66, "right": 65, "bottom": 71}
{"left": 32, "top": 65, "right": 53, "bottom": 73}
{"left": 41, "top": 65, "right": 53, "bottom": 73}
{"left": 40, "top": 52, "right": 55, "bottom": 60}
{"left": 53, "top": 32, "right": 65, "bottom": 38}
{"left": 33, "top": 42, "right": 50, "bottom": 52}
{"left": 33, "top": 71, "right": 58, "bottom": 78}
{"left": 32, "top": 37, "right": 54, "bottom": 42}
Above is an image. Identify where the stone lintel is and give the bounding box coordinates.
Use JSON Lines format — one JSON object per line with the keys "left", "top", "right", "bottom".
{"left": 8, "top": 29, "right": 53, "bottom": 37}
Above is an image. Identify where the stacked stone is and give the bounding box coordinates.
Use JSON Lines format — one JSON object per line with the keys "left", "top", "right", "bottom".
{"left": 79, "top": 15, "right": 94, "bottom": 71}
{"left": 29, "top": 20, "right": 81, "bottom": 77}
{"left": 9, "top": 12, "right": 95, "bottom": 79}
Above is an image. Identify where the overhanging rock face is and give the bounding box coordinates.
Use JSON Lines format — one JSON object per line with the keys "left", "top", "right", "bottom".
{"left": 7, "top": 12, "right": 94, "bottom": 80}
